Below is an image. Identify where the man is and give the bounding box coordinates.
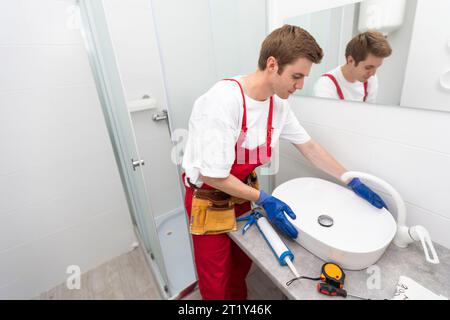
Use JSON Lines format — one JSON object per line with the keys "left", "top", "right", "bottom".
{"left": 313, "top": 30, "right": 392, "bottom": 103}
{"left": 181, "top": 25, "right": 387, "bottom": 300}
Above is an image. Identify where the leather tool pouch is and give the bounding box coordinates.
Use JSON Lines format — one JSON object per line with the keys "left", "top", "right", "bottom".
{"left": 190, "top": 191, "right": 236, "bottom": 235}
{"left": 189, "top": 170, "right": 259, "bottom": 235}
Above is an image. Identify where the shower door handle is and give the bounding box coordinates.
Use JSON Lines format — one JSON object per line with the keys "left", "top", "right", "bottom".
{"left": 152, "top": 109, "right": 172, "bottom": 137}
{"left": 152, "top": 110, "right": 168, "bottom": 121}
{"left": 132, "top": 158, "right": 145, "bottom": 171}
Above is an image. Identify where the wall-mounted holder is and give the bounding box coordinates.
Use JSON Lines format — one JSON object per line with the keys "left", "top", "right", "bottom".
{"left": 128, "top": 95, "right": 157, "bottom": 113}
{"left": 439, "top": 70, "right": 450, "bottom": 91}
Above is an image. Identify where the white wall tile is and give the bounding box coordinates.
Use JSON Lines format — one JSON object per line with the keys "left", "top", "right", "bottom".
{"left": 368, "top": 140, "right": 450, "bottom": 220}
{"left": 0, "top": 0, "right": 82, "bottom": 45}
{"left": 0, "top": 0, "right": 135, "bottom": 298}
{"left": 0, "top": 178, "right": 128, "bottom": 252}
{"left": 292, "top": 96, "right": 450, "bottom": 155}
{"left": 0, "top": 45, "right": 94, "bottom": 92}
{"left": 0, "top": 85, "right": 109, "bottom": 176}
{"left": 0, "top": 148, "right": 124, "bottom": 215}
{"left": 291, "top": 96, "right": 382, "bottom": 137}
{"left": 0, "top": 209, "right": 135, "bottom": 299}
{"left": 301, "top": 122, "right": 375, "bottom": 172}
{"left": 277, "top": 140, "right": 308, "bottom": 165}
{"left": 405, "top": 203, "right": 450, "bottom": 249}
{"left": 275, "top": 154, "right": 332, "bottom": 187}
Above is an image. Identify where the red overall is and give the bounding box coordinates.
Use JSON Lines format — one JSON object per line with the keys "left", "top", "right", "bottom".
{"left": 183, "top": 78, "right": 274, "bottom": 300}
{"left": 322, "top": 73, "right": 368, "bottom": 102}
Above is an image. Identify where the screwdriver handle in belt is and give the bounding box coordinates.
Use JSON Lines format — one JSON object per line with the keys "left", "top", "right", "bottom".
{"left": 317, "top": 282, "right": 348, "bottom": 298}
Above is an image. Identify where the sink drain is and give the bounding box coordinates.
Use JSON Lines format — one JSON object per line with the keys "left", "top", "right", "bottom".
{"left": 318, "top": 215, "right": 334, "bottom": 227}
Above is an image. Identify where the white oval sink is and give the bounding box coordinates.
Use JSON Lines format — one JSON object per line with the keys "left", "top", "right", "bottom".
{"left": 272, "top": 177, "right": 397, "bottom": 270}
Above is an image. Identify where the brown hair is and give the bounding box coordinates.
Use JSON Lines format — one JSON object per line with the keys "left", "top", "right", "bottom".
{"left": 258, "top": 24, "right": 323, "bottom": 74}
{"left": 345, "top": 30, "right": 392, "bottom": 66}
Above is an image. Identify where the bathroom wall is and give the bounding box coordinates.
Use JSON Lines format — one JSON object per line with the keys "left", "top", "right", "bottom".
{"left": 0, "top": 0, "right": 136, "bottom": 299}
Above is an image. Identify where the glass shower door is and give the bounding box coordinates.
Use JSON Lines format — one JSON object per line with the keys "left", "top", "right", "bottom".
{"left": 78, "top": 0, "right": 170, "bottom": 297}
{"left": 151, "top": 0, "right": 270, "bottom": 190}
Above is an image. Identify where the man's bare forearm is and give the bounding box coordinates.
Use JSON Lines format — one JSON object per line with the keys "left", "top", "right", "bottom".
{"left": 200, "top": 174, "right": 260, "bottom": 202}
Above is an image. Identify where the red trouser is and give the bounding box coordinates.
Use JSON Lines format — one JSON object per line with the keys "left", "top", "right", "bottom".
{"left": 183, "top": 78, "right": 273, "bottom": 299}
{"left": 185, "top": 186, "right": 253, "bottom": 300}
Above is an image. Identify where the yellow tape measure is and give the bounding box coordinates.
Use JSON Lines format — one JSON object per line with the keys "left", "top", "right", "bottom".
{"left": 320, "top": 263, "right": 345, "bottom": 289}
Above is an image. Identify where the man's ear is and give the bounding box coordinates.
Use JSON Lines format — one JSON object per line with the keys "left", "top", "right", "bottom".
{"left": 266, "top": 56, "right": 278, "bottom": 72}
{"left": 346, "top": 55, "right": 355, "bottom": 65}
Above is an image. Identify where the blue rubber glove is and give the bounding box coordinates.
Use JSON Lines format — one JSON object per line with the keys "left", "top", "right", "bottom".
{"left": 347, "top": 178, "right": 388, "bottom": 210}
{"left": 256, "top": 190, "right": 298, "bottom": 239}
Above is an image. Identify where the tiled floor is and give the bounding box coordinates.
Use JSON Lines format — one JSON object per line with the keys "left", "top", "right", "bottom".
{"left": 36, "top": 245, "right": 284, "bottom": 300}
{"left": 36, "top": 245, "right": 161, "bottom": 300}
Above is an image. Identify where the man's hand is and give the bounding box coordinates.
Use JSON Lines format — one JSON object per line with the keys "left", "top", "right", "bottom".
{"left": 347, "top": 178, "right": 388, "bottom": 210}
{"left": 256, "top": 190, "right": 298, "bottom": 239}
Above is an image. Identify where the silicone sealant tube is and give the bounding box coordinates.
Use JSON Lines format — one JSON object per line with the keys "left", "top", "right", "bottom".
{"left": 255, "top": 215, "right": 300, "bottom": 278}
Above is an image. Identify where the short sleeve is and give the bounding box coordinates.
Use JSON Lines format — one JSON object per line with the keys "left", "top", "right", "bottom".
{"left": 279, "top": 104, "right": 311, "bottom": 145}
{"left": 181, "top": 85, "right": 240, "bottom": 184}
{"left": 366, "top": 75, "right": 378, "bottom": 103}
{"left": 313, "top": 76, "right": 339, "bottom": 99}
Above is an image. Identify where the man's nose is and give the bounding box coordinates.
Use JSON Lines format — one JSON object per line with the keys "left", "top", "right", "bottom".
{"left": 294, "top": 79, "right": 304, "bottom": 89}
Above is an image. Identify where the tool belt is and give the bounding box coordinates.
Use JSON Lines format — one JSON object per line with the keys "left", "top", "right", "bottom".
{"left": 189, "top": 171, "right": 259, "bottom": 235}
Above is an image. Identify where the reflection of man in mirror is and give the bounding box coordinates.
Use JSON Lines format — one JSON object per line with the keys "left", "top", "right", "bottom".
{"left": 313, "top": 31, "right": 392, "bottom": 103}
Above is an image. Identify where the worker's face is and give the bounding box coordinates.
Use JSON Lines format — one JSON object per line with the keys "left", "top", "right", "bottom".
{"left": 348, "top": 54, "right": 384, "bottom": 82}
{"left": 268, "top": 57, "right": 312, "bottom": 99}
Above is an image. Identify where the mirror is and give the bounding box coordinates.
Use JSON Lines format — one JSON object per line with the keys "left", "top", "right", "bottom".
{"left": 282, "top": 0, "right": 450, "bottom": 112}
{"left": 285, "top": 0, "right": 412, "bottom": 106}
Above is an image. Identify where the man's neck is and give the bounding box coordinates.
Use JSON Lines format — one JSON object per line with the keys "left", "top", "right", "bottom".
{"left": 241, "top": 71, "right": 273, "bottom": 101}
{"left": 341, "top": 64, "right": 357, "bottom": 83}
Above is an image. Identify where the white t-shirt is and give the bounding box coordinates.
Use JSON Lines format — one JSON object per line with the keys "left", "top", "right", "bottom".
{"left": 182, "top": 76, "right": 311, "bottom": 187}
{"left": 313, "top": 65, "right": 378, "bottom": 103}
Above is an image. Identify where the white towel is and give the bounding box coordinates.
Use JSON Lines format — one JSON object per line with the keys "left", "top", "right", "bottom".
{"left": 392, "top": 276, "right": 448, "bottom": 300}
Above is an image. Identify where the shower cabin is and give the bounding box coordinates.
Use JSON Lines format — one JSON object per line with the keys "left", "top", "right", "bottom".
{"left": 78, "top": 0, "right": 269, "bottom": 299}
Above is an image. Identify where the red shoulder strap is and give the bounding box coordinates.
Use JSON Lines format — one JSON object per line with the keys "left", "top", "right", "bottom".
{"left": 363, "top": 81, "right": 368, "bottom": 102}
{"left": 266, "top": 96, "right": 274, "bottom": 158}
{"left": 223, "top": 78, "right": 274, "bottom": 157}
{"left": 322, "top": 74, "right": 344, "bottom": 100}
{"left": 223, "top": 78, "right": 247, "bottom": 133}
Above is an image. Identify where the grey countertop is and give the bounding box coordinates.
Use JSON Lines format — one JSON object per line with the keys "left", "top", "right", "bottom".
{"left": 229, "top": 217, "right": 450, "bottom": 300}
